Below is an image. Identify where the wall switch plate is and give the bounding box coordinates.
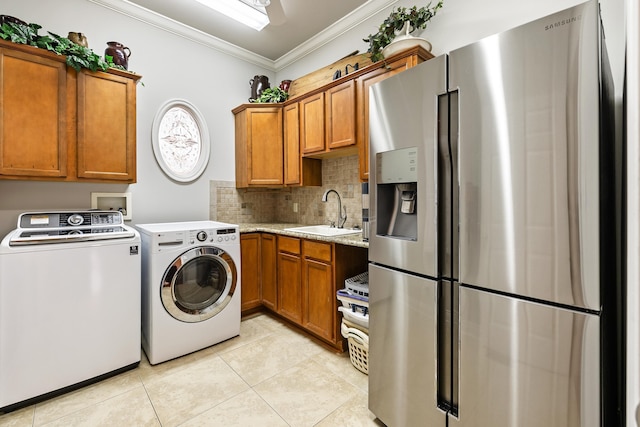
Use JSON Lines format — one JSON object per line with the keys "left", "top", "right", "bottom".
{"left": 91, "top": 192, "right": 132, "bottom": 220}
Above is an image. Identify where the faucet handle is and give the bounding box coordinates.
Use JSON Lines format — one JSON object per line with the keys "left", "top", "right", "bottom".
{"left": 328, "top": 220, "right": 336, "bottom": 228}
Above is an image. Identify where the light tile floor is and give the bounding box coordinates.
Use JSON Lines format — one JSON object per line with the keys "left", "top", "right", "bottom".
{"left": 0, "top": 313, "right": 383, "bottom": 427}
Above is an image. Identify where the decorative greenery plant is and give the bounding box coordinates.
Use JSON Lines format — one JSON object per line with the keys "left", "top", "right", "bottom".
{"left": 0, "top": 21, "right": 118, "bottom": 72}
{"left": 364, "top": 1, "right": 444, "bottom": 62}
{"left": 250, "top": 87, "right": 289, "bottom": 103}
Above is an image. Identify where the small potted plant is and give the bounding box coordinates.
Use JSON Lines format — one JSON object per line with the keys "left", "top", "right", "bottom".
{"left": 250, "top": 87, "right": 289, "bottom": 103}
{"left": 363, "top": 1, "right": 444, "bottom": 62}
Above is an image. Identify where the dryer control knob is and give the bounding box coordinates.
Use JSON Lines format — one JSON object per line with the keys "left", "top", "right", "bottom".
{"left": 196, "top": 231, "right": 208, "bottom": 242}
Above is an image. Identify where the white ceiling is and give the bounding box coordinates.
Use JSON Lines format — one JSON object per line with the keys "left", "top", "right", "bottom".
{"left": 90, "top": 0, "right": 397, "bottom": 70}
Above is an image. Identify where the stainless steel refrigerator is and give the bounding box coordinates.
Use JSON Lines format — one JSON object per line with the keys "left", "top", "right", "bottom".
{"left": 367, "top": 1, "right": 624, "bottom": 426}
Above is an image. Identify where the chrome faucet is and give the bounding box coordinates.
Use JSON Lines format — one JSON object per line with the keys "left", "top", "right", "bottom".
{"left": 322, "top": 189, "right": 347, "bottom": 228}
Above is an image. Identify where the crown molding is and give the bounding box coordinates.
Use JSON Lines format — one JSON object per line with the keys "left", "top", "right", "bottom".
{"left": 86, "top": 0, "right": 398, "bottom": 72}
{"left": 86, "top": 0, "right": 275, "bottom": 69}
{"left": 274, "top": 0, "right": 398, "bottom": 70}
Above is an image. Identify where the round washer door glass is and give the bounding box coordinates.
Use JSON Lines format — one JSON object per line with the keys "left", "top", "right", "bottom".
{"left": 161, "top": 246, "right": 237, "bottom": 322}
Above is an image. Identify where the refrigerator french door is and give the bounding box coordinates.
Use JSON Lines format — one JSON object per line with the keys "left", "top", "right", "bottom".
{"left": 368, "top": 1, "right": 623, "bottom": 426}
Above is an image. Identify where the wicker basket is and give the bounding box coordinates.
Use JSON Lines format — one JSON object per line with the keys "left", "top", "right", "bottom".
{"left": 341, "top": 321, "right": 369, "bottom": 375}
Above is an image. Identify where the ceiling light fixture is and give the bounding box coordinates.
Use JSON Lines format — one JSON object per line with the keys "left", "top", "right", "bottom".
{"left": 194, "top": 0, "right": 269, "bottom": 31}
{"left": 253, "top": 0, "right": 271, "bottom": 6}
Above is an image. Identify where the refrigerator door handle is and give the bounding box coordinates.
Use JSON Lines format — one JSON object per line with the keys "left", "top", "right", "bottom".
{"left": 436, "top": 89, "right": 460, "bottom": 416}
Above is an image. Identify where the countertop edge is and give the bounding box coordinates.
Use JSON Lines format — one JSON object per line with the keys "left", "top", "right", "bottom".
{"left": 238, "top": 223, "right": 369, "bottom": 249}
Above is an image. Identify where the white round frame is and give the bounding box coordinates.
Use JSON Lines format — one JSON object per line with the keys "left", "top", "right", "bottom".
{"left": 151, "top": 99, "right": 210, "bottom": 183}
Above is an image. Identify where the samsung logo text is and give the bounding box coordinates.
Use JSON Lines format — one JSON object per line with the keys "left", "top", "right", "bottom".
{"left": 545, "top": 15, "right": 581, "bottom": 31}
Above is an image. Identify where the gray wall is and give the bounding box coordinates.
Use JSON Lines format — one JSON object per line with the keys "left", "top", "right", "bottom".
{"left": 277, "top": 0, "right": 625, "bottom": 100}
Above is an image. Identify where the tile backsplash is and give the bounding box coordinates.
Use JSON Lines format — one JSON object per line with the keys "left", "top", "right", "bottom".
{"left": 211, "top": 155, "right": 363, "bottom": 228}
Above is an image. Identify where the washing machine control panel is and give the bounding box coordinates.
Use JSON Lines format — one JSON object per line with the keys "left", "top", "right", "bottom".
{"left": 213, "top": 227, "right": 238, "bottom": 243}
{"left": 183, "top": 228, "right": 238, "bottom": 245}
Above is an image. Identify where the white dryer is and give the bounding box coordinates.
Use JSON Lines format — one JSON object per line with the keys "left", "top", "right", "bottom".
{"left": 136, "top": 221, "right": 240, "bottom": 365}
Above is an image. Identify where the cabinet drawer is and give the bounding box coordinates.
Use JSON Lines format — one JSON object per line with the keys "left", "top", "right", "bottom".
{"left": 278, "top": 236, "right": 301, "bottom": 254}
{"left": 303, "top": 240, "right": 332, "bottom": 262}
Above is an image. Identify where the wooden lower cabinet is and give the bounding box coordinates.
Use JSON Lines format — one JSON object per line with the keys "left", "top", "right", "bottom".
{"left": 277, "top": 236, "right": 303, "bottom": 323}
{"left": 240, "top": 233, "right": 261, "bottom": 312}
{"left": 303, "top": 244, "right": 335, "bottom": 342}
{"left": 260, "top": 233, "right": 278, "bottom": 311}
{"left": 240, "top": 231, "right": 367, "bottom": 350}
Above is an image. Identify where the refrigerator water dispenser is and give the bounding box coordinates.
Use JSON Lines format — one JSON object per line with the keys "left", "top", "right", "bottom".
{"left": 375, "top": 148, "right": 418, "bottom": 240}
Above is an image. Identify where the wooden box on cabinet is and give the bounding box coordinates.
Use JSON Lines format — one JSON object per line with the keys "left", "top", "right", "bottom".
{"left": 0, "top": 39, "right": 141, "bottom": 183}
{"left": 234, "top": 104, "right": 283, "bottom": 188}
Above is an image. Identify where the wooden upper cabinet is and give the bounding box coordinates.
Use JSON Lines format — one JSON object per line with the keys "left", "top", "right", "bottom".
{"left": 284, "top": 102, "right": 322, "bottom": 187}
{"left": 234, "top": 104, "right": 283, "bottom": 188}
{"left": 0, "top": 46, "right": 68, "bottom": 178}
{"left": 299, "top": 92, "right": 325, "bottom": 154}
{"left": 77, "top": 70, "right": 137, "bottom": 181}
{"left": 325, "top": 80, "right": 356, "bottom": 150}
{"left": 357, "top": 47, "right": 433, "bottom": 181}
{"left": 283, "top": 102, "right": 301, "bottom": 185}
{"left": 299, "top": 80, "right": 356, "bottom": 157}
{"left": 0, "top": 40, "right": 141, "bottom": 183}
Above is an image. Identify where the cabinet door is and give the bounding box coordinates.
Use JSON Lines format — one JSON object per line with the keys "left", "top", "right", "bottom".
{"left": 248, "top": 107, "right": 283, "bottom": 185}
{"left": 300, "top": 92, "right": 325, "bottom": 154}
{"left": 283, "top": 103, "right": 301, "bottom": 185}
{"left": 303, "top": 258, "right": 334, "bottom": 342}
{"left": 77, "top": 70, "right": 137, "bottom": 181}
{"left": 356, "top": 56, "right": 416, "bottom": 181}
{"left": 235, "top": 106, "right": 283, "bottom": 187}
{"left": 240, "top": 233, "right": 262, "bottom": 312}
{"left": 325, "top": 80, "right": 356, "bottom": 150}
{"left": 0, "top": 47, "right": 68, "bottom": 178}
{"left": 278, "top": 252, "right": 302, "bottom": 323}
{"left": 261, "top": 233, "right": 278, "bottom": 311}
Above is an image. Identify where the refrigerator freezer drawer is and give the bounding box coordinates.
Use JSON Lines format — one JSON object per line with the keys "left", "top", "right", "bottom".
{"left": 453, "top": 286, "right": 600, "bottom": 427}
{"left": 368, "top": 263, "right": 446, "bottom": 426}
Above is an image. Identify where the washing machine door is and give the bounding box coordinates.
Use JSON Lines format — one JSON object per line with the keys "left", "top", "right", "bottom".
{"left": 161, "top": 246, "right": 237, "bottom": 322}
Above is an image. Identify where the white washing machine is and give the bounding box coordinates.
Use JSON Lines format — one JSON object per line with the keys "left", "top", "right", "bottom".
{"left": 0, "top": 211, "right": 141, "bottom": 412}
{"left": 136, "top": 221, "right": 241, "bottom": 365}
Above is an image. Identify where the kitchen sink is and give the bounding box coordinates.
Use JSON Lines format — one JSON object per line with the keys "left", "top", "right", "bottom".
{"left": 284, "top": 225, "right": 362, "bottom": 237}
